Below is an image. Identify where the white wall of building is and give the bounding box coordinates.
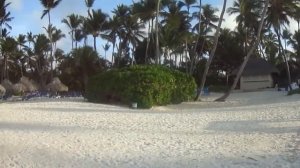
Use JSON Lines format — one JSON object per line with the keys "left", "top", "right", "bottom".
{"left": 240, "top": 75, "right": 273, "bottom": 90}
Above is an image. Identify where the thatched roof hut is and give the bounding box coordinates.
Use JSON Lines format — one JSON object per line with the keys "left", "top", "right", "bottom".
{"left": 46, "top": 77, "right": 68, "bottom": 92}
{"left": 232, "top": 58, "right": 279, "bottom": 76}
{"left": 1, "top": 79, "right": 13, "bottom": 93}
{"left": 12, "top": 83, "right": 27, "bottom": 95}
{"left": 20, "top": 76, "right": 38, "bottom": 92}
{"left": 232, "top": 58, "right": 279, "bottom": 90}
{"left": 0, "top": 84, "right": 6, "bottom": 97}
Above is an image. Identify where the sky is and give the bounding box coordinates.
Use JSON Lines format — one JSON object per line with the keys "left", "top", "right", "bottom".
{"left": 6, "top": 0, "right": 298, "bottom": 58}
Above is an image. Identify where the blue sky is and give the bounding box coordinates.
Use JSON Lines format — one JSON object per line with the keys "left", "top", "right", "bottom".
{"left": 6, "top": 0, "right": 227, "bottom": 57}
{"left": 6, "top": 0, "right": 298, "bottom": 58}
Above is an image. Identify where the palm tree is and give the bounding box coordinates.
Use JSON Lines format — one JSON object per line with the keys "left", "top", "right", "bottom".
{"left": 62, "top": 14, "right": 83, "bottom": 50}
{"left": 74, "top": 29, "right": 85, "bottom": 49}
{"left": 103, "top": 43, "right": 110, "bottom": 60}
{"left": 85, "top": 9, "right": 109, "bottom": 51}
{"left": 191, "top": 4, "right": 219, "bottom": 73}
{"left": 1, "top": 36, "right": 17, "bottom": 80}
{"left": 227, "top": 0, "right": 260, "bottom": 54}
{"left": 122, "top": 15, "right": 145, "bottom": 65}
{"left": 43, "top": 25, "right": 65, "bottom": 78}
{"left": 216, "top": 0, "right": 269, "bottom": 101}
{"left": 160, "top": 0, "right": 190, "bottom": 67}
{"left": 282, "top": 29, "right": 292, "bottom": 56}
{"left": 195, "top": 0, "right": 227, "bottom": 101}
{"left": 263, "top": 31, "right": 279, "bottom": 65}
{"left": 0, "top": 0, "right": 13, "bottom": 33}
{"left": 266, "top": 0, "right": 298, "bottom": 88}
{"left": 132, "top": 0, "right": 158, "bottom": 63}
{"left": 155, "top": 0, "right": 162, "bottom": 64}
{"left": 104, "top": 17, "right": 119, "bottom": 64}
{"left": 30, "top": 34, "right": 51, "bottom": 89}
{"left": 39, "top": 0, "right": 62, "bottom": 26}
{"left": 16, "top": 34, "right": 27, "bottom": 51}
{"left": 289, "top": 31, "right": 300, "bottom": 62}
{"left": 85, "top": 0, "right": 95, "bottom": 15}
{"left": 293, "top": 2, "right": 300, "bottom": 31}
{"left": 72, "top": 46, "right": 100, "bottom": 89}
{"left": 52, "top": 28, "right": 65, "bottom": 51}
{"left": 26, "top": 32, "right": 35, "bottom": 48}
{"left": 16, "top": 34, "right": 27, "bottom": 77}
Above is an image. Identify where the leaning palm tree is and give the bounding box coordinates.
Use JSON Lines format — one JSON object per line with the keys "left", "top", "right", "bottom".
{"left": 39, "top": 0, "right": 62, "bottom": 26}
{"left": 265, "top": 0, "right": 298, "bottom": 89}
{"left": 216, "top": 0, "right": 270, "bottom": 101}
{"left": 62, "top": 14, "right": 83, "bottom": 50}
{"left": 194, "top": 0, "right": 227, "bottom": 101}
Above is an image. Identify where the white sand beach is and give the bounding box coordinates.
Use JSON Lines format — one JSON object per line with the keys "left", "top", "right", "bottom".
{"left": 0, "top": 90, "right": 300, "bottom": 168}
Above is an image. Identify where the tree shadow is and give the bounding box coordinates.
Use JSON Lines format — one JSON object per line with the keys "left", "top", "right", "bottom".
{"left": 206, "top": 119, "right": 300, "bottom": 134}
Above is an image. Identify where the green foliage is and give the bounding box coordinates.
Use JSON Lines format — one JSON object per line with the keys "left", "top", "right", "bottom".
{"left": 287, "top": 88, "right": 300, "bottom": 95}
{"left": 86, "top": 65, "right": 196, "bottom": 108}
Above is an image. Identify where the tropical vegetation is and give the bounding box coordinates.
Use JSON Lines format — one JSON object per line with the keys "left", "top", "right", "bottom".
{"left": 0, "top": 0, "right": 299, "bottom": 103}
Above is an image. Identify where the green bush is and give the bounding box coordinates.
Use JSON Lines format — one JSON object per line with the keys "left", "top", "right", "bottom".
{"left": 288, "top": 88, "right": 300, "bottom": 95}
{"left": 85, "top": 65, "right": 196, "bottom": 108}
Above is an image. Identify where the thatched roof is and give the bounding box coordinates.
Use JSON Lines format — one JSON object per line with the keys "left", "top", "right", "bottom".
{"left": 20, "top": 76, "right": 38, "bottom": 92}
{"left": 1, "top": 79, "right": 13, "bottom": 93}
{"left": 12, "top": 83, "right": 27, "bottom": 95}
{"left": 232, "top": 58, "right": 279, "bottom": 76}
{"left": 0, "top": 84, "right": 6, "bottom": 97}
{"left": 46, "top": 77, "right": 68, "bottom": 92}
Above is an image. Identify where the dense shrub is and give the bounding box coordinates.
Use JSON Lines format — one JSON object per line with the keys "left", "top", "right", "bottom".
{"left": 86, "top": 65, "right": 196, "bottom": 108}
{"left": 288, "top": 88, "right": 300, "bottom": 95}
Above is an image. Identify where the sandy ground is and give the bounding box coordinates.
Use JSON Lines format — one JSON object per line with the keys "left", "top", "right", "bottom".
{"left": 0, "top": 90, "right": 300, "bottom": 168}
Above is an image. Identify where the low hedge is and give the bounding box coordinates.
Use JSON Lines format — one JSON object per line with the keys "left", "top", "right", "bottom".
{"left": 85, "top": 65, "right": 196, "bottom": 108}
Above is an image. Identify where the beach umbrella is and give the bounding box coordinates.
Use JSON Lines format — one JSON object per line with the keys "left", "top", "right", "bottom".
{"left": 0, "top": 84, "right": 6, "bottom": 97}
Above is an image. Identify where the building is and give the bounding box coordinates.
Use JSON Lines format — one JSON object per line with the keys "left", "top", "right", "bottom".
{"left": 232, "top": 58, "right": 279, "bottom": 91}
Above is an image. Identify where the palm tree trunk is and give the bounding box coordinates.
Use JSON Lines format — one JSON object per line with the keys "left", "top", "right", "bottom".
{"left": 190, "top": 0, "right": 202, "bottom": 75}
{"left": 194, "top": 0, "right": 227, "bottom": 101}
{"left": 155, "top": 0, "right": 161, "bottom": 64}
{"left": 3, "top": 55, "right": 7, "bottom": 80}
{"left": 145, "top": 23, "right": 151, "bottom": 63}
{"left": 215, "top": 0, "right": 269, "bottom": 102}
{"left": 112, "top": 41, "right": 116, "bottom": 65}
{"left": 185, "top": 40, "right": 189, "bottom": 74}
{"left": 71, "top": 31, "right": 74, "bottom": 50}
{"left": 48, "top": 11, "right": 51, "bottom": 26}
{"left": 93, "top": 36, "right": 97, "bottom": 51}
{"left": 275, "top": 28, "right": 292, "bottom": 90}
